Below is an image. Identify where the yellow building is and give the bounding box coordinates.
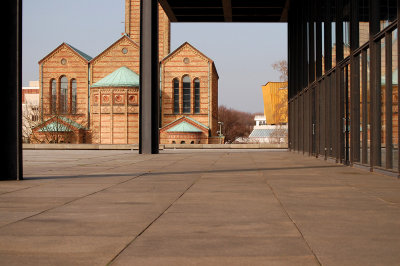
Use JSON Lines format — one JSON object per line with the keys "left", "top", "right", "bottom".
{"left": 261, "top": 81, "right": 288, "bottom": 125}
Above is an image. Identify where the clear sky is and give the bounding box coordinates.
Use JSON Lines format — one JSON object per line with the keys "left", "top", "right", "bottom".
{"left": 22, "top": 0, "right": 287, "bottom": 113}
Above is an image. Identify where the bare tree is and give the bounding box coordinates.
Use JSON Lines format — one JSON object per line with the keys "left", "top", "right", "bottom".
{"left": 272, "top": 60, "right": 288, "bottom": 82}
{"left": 22, "top": 102, "right": 40, "bottom": 143}
{"left": 218, "top": 105, "right": 254, "bottom": 143}
{"left": 270, "top": 59, "right": 288, "bottom": 144}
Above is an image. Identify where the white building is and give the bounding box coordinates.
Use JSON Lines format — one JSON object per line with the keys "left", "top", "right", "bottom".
{"left": 248, "top": 115, "right": 288, "bottom": 144}
{"left": 22, "top": 81, "right": 40, "bottom": 142}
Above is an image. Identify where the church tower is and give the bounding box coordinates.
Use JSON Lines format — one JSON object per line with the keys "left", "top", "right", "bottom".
{"left": 124, "top": 0, "right": 171, "bottom": 61}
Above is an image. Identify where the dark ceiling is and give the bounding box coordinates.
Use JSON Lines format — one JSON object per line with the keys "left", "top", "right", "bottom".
{"left": 159, "top": 0, "right": 289, "bottom": 23}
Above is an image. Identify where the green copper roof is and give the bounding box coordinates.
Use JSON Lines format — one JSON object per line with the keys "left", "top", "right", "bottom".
{"left": 167, "top": 121, "right": 203, "bottom": 133}
{"left": 58, "top": 116, "right": 86, "bottom": 129}
{"left": 38, "top": 116, "right": 86, "bottom": 132}
{"left": 183, "top": 116, "right": 209, "bottom": 129}
{"left": 92, "top": 67, "right": 140, "bottom": 88}
{"left": 39, "top": 122, "right": 72, "bottom": 132}
{"left": 65, "top": 43, "right": 93, "bottom": 61}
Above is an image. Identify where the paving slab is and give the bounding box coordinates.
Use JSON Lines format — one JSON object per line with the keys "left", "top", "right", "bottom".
{"left": 0, "top": 150, "right": 399, "bottom": 265}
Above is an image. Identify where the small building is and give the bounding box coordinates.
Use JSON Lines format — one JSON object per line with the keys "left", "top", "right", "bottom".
{"left": 22, "top": 81, "right": 40, "bottom": 143}
{"left": 246, "top": 81, "right": 289, "bottom": 144}
{"left": 261, "top": 81, "right": 288, "bottom": 125}
{"left": 248, "top": 115, "right": 288, "bottom": 144}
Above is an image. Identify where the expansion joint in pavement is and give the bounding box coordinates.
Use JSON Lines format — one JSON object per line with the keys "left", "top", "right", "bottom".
{"left": 248, "top": 154, "right": 323, "bottom": 266}
{"left": 108, "top": 153, "right": 224, "bottom": 265}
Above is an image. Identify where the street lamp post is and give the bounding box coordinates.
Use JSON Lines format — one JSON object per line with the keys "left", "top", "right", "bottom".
{"left": 217, "top": 121, "right": 224, "bottom": 144}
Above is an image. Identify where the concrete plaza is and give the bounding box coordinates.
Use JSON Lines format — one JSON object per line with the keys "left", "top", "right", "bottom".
{"left": 1, "top": 149, "right": 400, "bottom": 265}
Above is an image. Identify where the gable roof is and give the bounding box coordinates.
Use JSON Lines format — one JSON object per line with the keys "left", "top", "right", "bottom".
{"left": 89, "top": 35, "right": 139, "bottom": 63}
{"left": 36, "top": 116, "right": 86, "bottom": 132}
{"left": 65, "top": 43, "right": 93, "bottom": 61}
{"left": 161, "top": 42, "right": 212, "bottom": 63}
{"left": 161, "top": 42, "right": 219, "bottom": 79}
{"left": 39, "top": 122, "right": 73, "bottom": 132}
{"left": 91, "top": 67, "right": 140, "bottom": 88}
{"left": 167, "top": 121, "right": 204, "bottom": 133}
{"left": 161, "top": 116, "right": 209, "bottom": 133}
{"left": 38, "top": 42, "right": 92, "bottom": 64}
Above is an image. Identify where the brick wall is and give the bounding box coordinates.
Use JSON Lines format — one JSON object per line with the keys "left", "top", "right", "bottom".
{"left": 90, "top": 36, "right": 140, "bottom": 84}
{"left": 125, "top": 0, "right": 170, "bottom": 61}
{"left": 161, "top": 43, "right": 217, "bottom": 135}
{"left": 90, "top": 87, "right": 139, "bottom": 144}
{"left": 39, "top": 43, "right": 90, "bottom": 127}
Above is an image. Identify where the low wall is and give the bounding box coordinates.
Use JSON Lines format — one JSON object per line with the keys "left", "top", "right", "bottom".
{"left": 23, "top": 143, "right": 288, "bottom": 150}
{"left": 23, "top": 144, "right": 140, "bottom": 150}
{"left": 163, "top": 143, "right": 287, "bottom": 149}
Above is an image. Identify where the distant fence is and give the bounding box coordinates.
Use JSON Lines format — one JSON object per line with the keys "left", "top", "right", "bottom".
{"left": 23, "top": 143, "right": 288, "bottom": 150}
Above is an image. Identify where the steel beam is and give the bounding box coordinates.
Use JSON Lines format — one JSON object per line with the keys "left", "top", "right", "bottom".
{"left": 139, "top": 0, "right": 159, "bottom": 154}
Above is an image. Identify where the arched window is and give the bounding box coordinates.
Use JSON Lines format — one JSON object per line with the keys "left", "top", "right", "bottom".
{"left": 60, "top": 76, "right": 68, "bottom": 114}
{"left": 51, "top": 79, "right": 57, "bottom": 114}
{"left": 173, "top": 78, "right": 179, "bottom": 114}
{"left": 71, "top": 79, "right": 77, "bottom": 114}
{"left": 182, "top": 75, "right": 191, "bottom": 113}
{"left": 194, "top": 78, "right": 200, "bottom": 113}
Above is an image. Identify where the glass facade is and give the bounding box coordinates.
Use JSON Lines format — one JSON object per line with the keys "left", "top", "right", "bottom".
{"left": 288, "top": 0, "right": 399, "bottom": 174}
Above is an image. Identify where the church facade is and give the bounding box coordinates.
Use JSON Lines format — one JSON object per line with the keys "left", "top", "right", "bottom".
{"left": 34, "top": 0, "right": 219, "bottom": 145}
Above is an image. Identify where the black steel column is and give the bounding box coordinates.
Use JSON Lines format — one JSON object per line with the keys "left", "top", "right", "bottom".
{"left": 361, "top": 49, "right": 368, "bottom": 165}
{"left": 369, "top": 0, "right": 380, "bottom": 168}
{"left": 315, "top": 0, "right": 322, "bottom": 79}
{"left": 308, "top": 0, "right": 315, "bottom": 84}
{"left": 316, "top": 81, "right": 320, "bottom": 157}
{"left": 385, "top": 32, "right": 393, "bottom": 169}
{"left": 324, "top": 0, "right": 332, "bottom": 72}
{"left": 398, "top": 0, "right": 400, "bottom": 176}
{"left": 330, "top": 72, "right": 336, "bottom": 158}
{"left": 288, "top": 15, "right": 293, "bottom": 150}
{"left": 139, "top": 0, "right": 159, "bottom": 154}
{"left": 321, "top": 78, "right": 326, "bottom": 158}
{"left": 336, "top": 0, "right": 344, "bottom": 163}
{"left": 4, "top": 0, "right": 23, "bottom": 180}
{"left": 350, "top": 0, "right": 360, "bottom": 163}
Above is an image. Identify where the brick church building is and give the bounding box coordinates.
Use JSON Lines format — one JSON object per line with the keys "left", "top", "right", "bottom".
{"left": 33, "top": 0, "right": 219, "bottom": 145}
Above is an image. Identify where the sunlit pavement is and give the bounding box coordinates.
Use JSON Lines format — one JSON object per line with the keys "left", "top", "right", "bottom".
{"left": 1, "top": 149, "right": 400, "bottom": 265}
